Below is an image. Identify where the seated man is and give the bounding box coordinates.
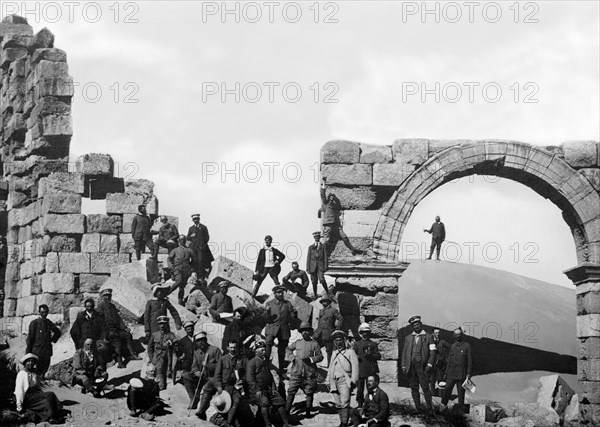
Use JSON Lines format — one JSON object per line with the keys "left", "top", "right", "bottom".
{"left": 127, "top": 377, "right": 164, "bottom": 422}
{"left": 282, "top": 261, "right": 309, "bottom": 298}
{"left": 209, "top": 280, "right": 233, "bottom": 323}
{"left": 350, "top": 374, "right": 390, "bottom": 427}
{"left": 72, "top": 338, "right": 108, "bottom": 398}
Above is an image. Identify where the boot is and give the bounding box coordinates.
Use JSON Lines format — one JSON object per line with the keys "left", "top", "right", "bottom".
{"left": 424, "top": 390, "right": 434, "bottom": 414}
{"left": 412, "top": 390, "right": 422, "bottom": 412}
{"left": 342, "top": 237, "right": 362, "bottom": 255}
{"left": 285, "top": 394, "right": 294, "bottom": 413}
{"left": 196, "top": 393, "right": 210, "bottom": 420}
{"left": 305, "top": 395, "right": 313, "bottom": 417}
{"left": 340, "top": 408, "right": 350, "bottom": 426}
{"left": 260, "top": 407, "right": 272, "bottom": 427}
{"left": 277, "top": 406, "right": 290, "bottom": 427}
{"left": 127, "top": 340, "right": 141, "bottom": 361}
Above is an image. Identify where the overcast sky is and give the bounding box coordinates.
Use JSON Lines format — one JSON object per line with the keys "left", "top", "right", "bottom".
{"left": 6, "top": 1, "right": 597, "bottom": 288}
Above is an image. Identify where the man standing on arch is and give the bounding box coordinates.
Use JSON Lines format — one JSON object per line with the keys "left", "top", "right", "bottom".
{"left": 423, "top": 215, "right": 445, "bottom": 261}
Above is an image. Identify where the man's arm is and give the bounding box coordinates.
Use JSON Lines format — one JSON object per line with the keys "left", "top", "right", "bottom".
{"left": 350, "top": 350, "right": 359, "bottom": 384}
{"left": 466, "top": 343, "right": 473, "bottom": 378}
{"left": 144, "top": 301, "right": 151, "bottom": 335}
{"left": 274, "top": 247, "right": 285, "bottom": 264}
{"left": 51, "top": 321, "right": 62, "bottom": 343}
{"left": 72, "top": 351, "right": 84, "bottom": 376}
{"left": 26, "top": 320, "right": 36, "bottom": 353}
{"left": 301, "top": 271, "right": 310, "bottom": 288}
{"left": 205, "top": 347, "right": 222, "bottom": 377}
{"left": 426, "top": 335, "right": 437, "bottom": 368}
{"left": 131, "top": 216, "right": 138, "bottom": 239}
{"left": 214, "top": 357, "right": 224, "bottom": 390}
{"left": 285, "top": 340, "right": 296, "bottom": 362}
{"left": 334, "top": 309, "right": 343, "bottom": 330}
{"left": 310, "top": 342, "right": 324, "bottom": 364}
{"left": 166, "top": 300, "right": 182, "bottom": 329}
{"left": 245, "top": 359, "right": 257, "bottom": 391}
{"left": 374, "top": 390, "right": 390, "bottom": 422}
{"left": 370, "top": 342, "right": 382, "bottom": 361}
{"left": 440, "top": 223, "right": 446, "bottom": 241}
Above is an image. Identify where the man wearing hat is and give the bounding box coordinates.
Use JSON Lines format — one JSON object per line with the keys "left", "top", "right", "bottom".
{"left": 131, "top": 204, "right": 156, "bottom": 261}
{"left": 282, "top": 261, "right": 310, "bottom": 298}
{"left": 354, "top": 323, "right": 382, "bottom": 408}
{"left": 209, "top": 280, "right": 234, "bottom": 322}
{"left": 306, "top": 231, "right": 328, "bottom": 299}
{"left": 168, "top": 235, "right": 197, "bottom": 305}
{"left": 264, "top": 285, "right": 297, "bottom": 374}
{"left": 26, "top": 304, "right": 61, "bottom": 378}
{"left": 96, "top": 288, "right": 141, "bottom": 368}
{"left": 246, "top": 341, "right": 290, "bottom": 427}
{"left": 285, "top": 321, "right": 323, "bottom": 417}
{"left": 326, "top": 330, "right": 359, "bottom": 427}
{"left": 174, "top": 321, "right": 197, "bottom": 407}
{"left": 72, "top": 338, "right": 108, "bottom": 398}
{"left": 127, "top": 377, "right": 164, "bottom": 421}
{"left": 192, "top": 331, "right": 223, "bottom": 420}
{"left": 144, "top": 283, "right": 182, "bottom": 338}
{"left": 148, "top": 316, "right": 178, "bottom": 390}
{"left": 187, "top": 213, "right": 214, "bottom": 280}
{"left": 314, "top": 294, "right": 343, "bottom": 367}
{"left": 213, "top": 339, "right": 250, "bottom": 426}
{"left": 253, "top": 235, "right": 286, "bottom": 297}
{"left": 400, "top": 315, "right": 437, "bottom": 414}
{"left": 441, "top": 327, "right": 473, "bottom": 412}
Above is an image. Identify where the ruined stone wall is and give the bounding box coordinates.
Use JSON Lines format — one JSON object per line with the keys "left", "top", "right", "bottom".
{"left": 0, "top": 16, "right": 175, "bottom": 338}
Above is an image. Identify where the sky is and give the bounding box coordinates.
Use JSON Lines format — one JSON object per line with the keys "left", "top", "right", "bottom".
{"left": 3, "top": 1, "right": 597, "bottom": 288}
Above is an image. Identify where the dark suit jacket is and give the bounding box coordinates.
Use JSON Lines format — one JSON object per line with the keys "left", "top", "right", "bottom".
{"left": 362, "top": 387, "right": 390, "bottom": 422}
{"left": 73, "top": 348, "right": 104, "bottom": 377}
{"left": 26, "top": 317, "right": 61, "bottom": 357}
{"left": 445, "top": 341, "right": 472, "bottom": 380}
{"left": 131, "top": 213, "right": 152, "bottom": 241}
{"left": 427, "top": 222, "right": 445, "bottom": 241}
{"left": 264, "top": 299, "right": 296, "bottom": 340}
{"left": 175, "top": 335, "right": 195, "bottom": 372}
{"left": 70, "top": 310, "right": 106, "bottom": 350}
{"left": 354, "top": 338, "right": 381, "bottom": 377}
{"left": 246, "top": 355, "right": 275, "bottom": 394}
{"left": 191, "top": 345, "right": 222, "bottom": 379}
{"left": 306, "top": 242, "right": 327, "bottom": 273}
{"left": 255, "top": 247, "right": 285, "bottom": 275}
{"left": 314, "top": 305, "right": 342, "bottom": 342}
{"left": 187, "top": 223, "right": 214, "bottom": 267}
{"left": 214, "top": 353, "right": 248, "bottom": 389}
{"left": 400, "top": 331, "right": 437, "bottom": 373}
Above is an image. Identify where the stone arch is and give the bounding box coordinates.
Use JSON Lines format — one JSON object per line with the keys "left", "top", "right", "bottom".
{"left": 372, "top": 141, "right": 600, "bottom": 265}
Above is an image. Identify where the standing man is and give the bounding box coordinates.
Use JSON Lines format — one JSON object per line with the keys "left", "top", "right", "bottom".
{"left": 326, "top": 330, "right": 359, "bottom": 427}
{"left": 147, "top": 316, "right": 177, "bottom": 390}
{"left": 222, "top": 307, "right": 255, "bottom": 356}
{"left": 153, "top": 215, "right": 179, "bottom": 259}
{"left": 168, "top": 235, "right": 196, "bottom": 305}
{"left": 209, "top": 280, "right": 234, "bottom": 322}
{"left": 350, "top": 374, "right": 390, "bottom": 427}
{"left": 72, "top": 338, "right": 108, "bottom": 398}
{"left": 354, "top": 323, "right": 382, "bottom": 408}
{"left": 264, "top": 286, "right": 297, "bottom": 374}
{"left": 144, "top": 284, "right": 182, "bottom": 338}
{"left": 70, "top": 298, "right": 110, "bottom": 366}
{"left": 282, "top": 261, "right": 310, "bottom": 298}
{"left": 187, "top": 213, "right": 214, "bottom": 280}
{"left": 314, "top": 294, "right": 343, "bottom": 367}
{"left": 400, "top": 315, "right": 437, "bottom": 414}
{"left": 26, "top": 304, "right": 61, "bottom": 378}
{"left": 96, "top": 288, "right": 141, "bottom": 368}
{"left": 246, "top": 341, "right": 290, "bottom": 427}
{"left": 174, "top": 321, "right": 196, "bottom": 408}
{"left": 131, "top": 204, "right": 155, "bottom": 261}
{"left": 193, "top": 331, "right": 223, "bottom": 420}
{"left": 423, "top": 215, "right": 445, "bottom": 261}
{"left": 430, "top": 328, "right": 450, "bottom": 397}
{"left": 285, "top": 321, "right": 323, "bottom": 418}
{"left": 306, "top": 231, "right": 328, "bottom": 299}
{"left": 253, "top": 235, "right": 286, "bottom": 297}
{"left": 441, "top": 327, "right": 473, "bottom": 412}
{"left": 214, "top": 340, "right": 249, "bottom": 427}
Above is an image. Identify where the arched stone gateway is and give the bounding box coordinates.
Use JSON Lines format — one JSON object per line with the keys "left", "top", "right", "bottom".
{"left": 321, "top": 139, "right": 600, "bottom": 424}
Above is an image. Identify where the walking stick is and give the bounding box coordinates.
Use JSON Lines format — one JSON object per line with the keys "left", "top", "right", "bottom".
{"left": 187, "top": 352, "right": 209, "bottom": 417}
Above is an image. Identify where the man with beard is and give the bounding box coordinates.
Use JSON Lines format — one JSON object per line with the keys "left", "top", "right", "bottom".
{"left": 253, "top": 235, "right": 286, "bottom": 297}
{"left": 314, "top": 294, "right": 343, "bottom": 367}
{"left": 214, "top": 340, "right": 251, "bottom": 427}
{"left": 350, "top": 374, "right": 390, "bottom": 427}
{"left": 423, "top": 215, "right": 445, "bottom": 261}
{"left": 326, "top": 330, "right": 359, "bottom": 427}
{"left": 168, "top": 235, "right": 196, "bottom": 305}
{"left": 193, "top": 332, "right": 223, "bottom": 420}
{"left": 174, "top": 321, "right": 197, "bottom": 408}
{"left": 96, "top": 288, "right": 141, "bottom": 368}
{"left": 264, "top": 286, "right": 297, "bottom": 374}
{"left": 209, "top": 280, "right": 234, "bottom": 322}
{"left": 400, "top": 315, "right": 436, "bottom": 414}
{"left": 26, "top": 304, "right": 61, "bottom": 378}
{"left": 285, "top": 321, "right": 323, "bottom": 418}
{"left": 246, "top": 342, "right": 290, "bottom": 427}
{"left": 222, "top": 308, "right": 254, "bottom": 356}
{"left": 187, "top": 213, "right": 214, "bottom": 280}
{"left": 72, "top": 338, "right": 108, "bottom": 398}
{"left": 441, "top": 327, "right": 473, "bottom": 412}
{"left": 354, "top": 323, "right": 382, "bottom": 408}
{"left": 70, "top": 298, "right": 110, "bottom": 367}
{"left": 282, "top": 261, "right": 310, "bottom": 298}
{"left": 429, "top": 328, "right": 450, "bottom": 397}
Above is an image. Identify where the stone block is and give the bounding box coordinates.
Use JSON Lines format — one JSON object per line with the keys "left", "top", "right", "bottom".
{"left": 110, "top": 258, "right": 158, "bottom": 283}
{"left": 562, "top": 141, "right": 598, "bottom": 168}
{"left": 58, "top": 252, "right": 90, "bottom": 273}
{"left": 88, "top": 177, "right": 125, "bottom": 200}
{"left": 393, "top": 139, "right": 429, "bottom": 165}
{"left": 8, "top": 200, "right": 41, "bottom": 227}
{"left": 578, "top": 337, "right": 600, "bottom": 360}
{"left": 577, "top": 314, "right": 600, "bottom": 338}
{"left": 324, "top": 186, "right": 379, "bottom": 210}
{"left": 80, "top": 233, "right": 100, "bottom": 253}
{"left": 366, "top": 316, "right": 398, "bottom": 338}
{"left": 79, "top": 273, "right": 109, "bottom": 293}
{"left": 359, "top": 144, "right": 392, "bottom": 164}
{"left": 41, "top": 214, "right": 85, "bottom": 234}
{"left": 21, "top": 278, "right": 33, "bottom": 298}
{"left": 580, "top": 381, "right": 600, "bottom": 404}
{"left": 207, "top": 256, "right": 254, "bottom": 293}
{"left": 22, "top": 313, "right": 63, "bottom": 335}
{"left": 38, "top": 172, "right": 85, "bottom": 196}
{"left": 340, "top": 210, "right": 382, "bottom": 238}
{"left": 90, "top": 253, "right": 130, "bottom": 274}
{"left": 334, "top": 277, "right": 398, "bottom": 295}
{"left": 373, "top": 163, "right": 415, "bottom": 186}
{"left": 372, "top": 338, "right": 398, "bottom": 359}
{"left": 119, "top": 234, "right": 135, "bottom": 254}
{"left": 579, "top": 168, "right": 600, "bottom": 192}
{"left": 35, "top": 76, "right": 74, "bottom": 98}
{"left": 76, "top": 153, "right": 114, "bottom": 176}
{"left": 69, "top": 306, "right": 86, "bottom": 325}
{"left": 321, "top": 164, "right": 372, "bottom": 185}
{"left": 45, "top": 252, "right": 59, "bottom": 273}
{"left": 100, "top": 234, "right": 119, "bottom": 253}
{"left": 506, "top": 403, "right": 561, "bottom": 426}
{"left": 46, "top": 235, "right": 78, "bottom": 252}
{"left": 106, "top": 193, "right": 145, "bottom": 214}
{"left": 16, "top": 295, "right": 37, "bottom": 316}
{"left": 563, "top": 394, "right": 579, "bottom": 426}
{"left": 31, "top": 48, "right": 65, "bottom": 64}
{"left": 0, "top": 316, "right": 22, "bottom": 338}
{"left": 577, "top": 291, "right": 600, "bottom": 315}
{"left": 40, "top": 114, "right": 72, "bottom": 137}
{"left": 41, "top": 272, "right": 75, "bottom": 293}
{"left": 377, "top": 360, "right": 398, "bottom": 383}
{"left": 41, "top": 193, "right": 81, "bottom": 214}
{"left": 125, "top": 179, "right": 154, "bottom": 197}
{"left": 578, "top": 359, "right": 600, "bottom": 381}
{"left": 86, "top": 214, "right": 122, "bottom": 234}
{"left": 122, "top": 214, "right": 136, "bottom": 233}
{"left": 470, "top": 404, "right": 508, "bottom": 424}
{"left": 145, "top": 195, "right": 159, "bottom": 216}
{"left": 33, "top": 60, "right": 68, "bottom": 83}
{"left": 536, "top": 374, "right": 575, "bottom": 417}
{"left": 36, "top": 293, "right": 83, "bottom": 315}
{"left": 321, "top": 140, "right": 360, "bottom": 164}
{"left": 0, "top": 47, "right": 27, "bottom": 68}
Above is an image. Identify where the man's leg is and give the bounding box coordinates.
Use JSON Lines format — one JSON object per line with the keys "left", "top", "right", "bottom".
{"left": 310, "top": 273, "right": 319, "bottom": 299}
{"left": 318, "top": 268, "right": 328, "bottom": 295}
{"left": 181, "top": 371, "right": 199, "bottom": 407}
{"left": 356, "top": 376, "right": 366, "bottom": 407}
{"left": 155, "top": 357, "right": 167, "bottom": 390}
{"left": 146, "top": 240, "right": 156, "bottom": 260}
{"left": 286, "top": 374, "right": 301, "bottom": 413}
{"left": 74, "top": 374, "right": 94, "bottom": 394}
{"left": 350, "top": 408, "right": 364, "bottom": 427}
{"left": 429, "top": 369, "right": 438, "bottom": 397}
{"left": 153, "top": 239, "right": 165, "bottom": 259}
{"left": 435, "top": 240, "right": 442, "bottom": 260}
{"left": 408, "top": 364, "right": 422, "bottom": 411}
{"left": 304, "top": 375, "right": 317, "bottom": 416}
{"left": 252, "top": 270, "right": 268, "bottom": 297}
{"left": 441, "top": 379, "right": 457, "bottom": 406}
{"left": 37, "top": 355, "right": 51, "bottom": 378}
{"left": 428, "top": 240, "right": 435, "bottom": 260}
{"left": 416, "top": 364, "right": 433, "bottom": 411}
{"left": 268, "top": 267, "right": 280, "bottom": 286}
{"left": 336, "top": 377, "right": 351, "bottom": 426}
{"left": 456, "top": 378, "right": 466, "bottom": 411}
{"left": 325, "top": 340, "right": 333, "bottom": 367}
{"left": 277, "top": 338, "right": 288, "bottom": 373}
{"left": 226, "top": 387, "right": 242, "bottom": 425}
{"left": 120, "top": 330, "right": 140, "bottom": 360}
{"left": 271, "top": 391, "right": 289, "bottom": 426}
{"left": 134, "top": 240, "right": 143, "bottom": 261}
{"left": 197, "top": 380, "right": 216, "bottom": 419}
